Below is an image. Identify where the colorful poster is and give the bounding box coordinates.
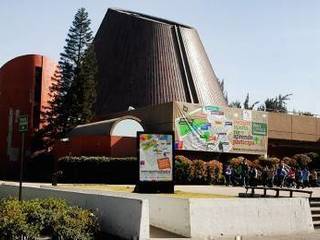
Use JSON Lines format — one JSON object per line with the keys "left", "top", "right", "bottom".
{"left": 139, "top": 133, "right": 173, "bottom": 182}
{"left": 175, "top": 103, "right": 268, "bottom": 155}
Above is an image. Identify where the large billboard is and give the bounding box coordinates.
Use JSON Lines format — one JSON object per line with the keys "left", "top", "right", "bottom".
{"left": 174, "top": 102, "right": 268, "bottom": 155}
{"left": 138, "top": 133, "right": 174, "bottom": 182}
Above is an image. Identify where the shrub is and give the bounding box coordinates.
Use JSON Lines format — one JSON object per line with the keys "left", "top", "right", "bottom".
{"left": 253, "top": 156, "right": 280, "bottom": 170}
{"left": 229, "top": 156, "right": 245, "bottom": 167}
{"left": 53, "top": 206, "right": 99, "bottom": 240}
{"left": 175, "top": 155, "right": 223, "bottom": 185}
{"left": 229, "top": 157, "right": 254, "bottom": 168}
{"left": 0, "top": 198, "right": 99, "bottom": 239}
{"left": 0, "top": 198, "right": 31, "bottom": 239}
{"left": 292, "top": 154, "right": 312, "bottom": 168}
{"left": 306, "top": 152, "right": 320, "bottom": 169}
{"left": 282, "top": 157, "right": 297, "bottom": 167}
{"left": 190, "top": 160, "right": 207, "bottom": 184}
{"left": 206, "top": 160, "right": 223, "bottom": 184}
{"left": 175, "top": 155, "right": 193, "bottom": 184}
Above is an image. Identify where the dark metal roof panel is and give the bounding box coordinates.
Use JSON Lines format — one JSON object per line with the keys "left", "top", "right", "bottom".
{"left": 94, "top": 8, "right": 227, "bottom": 115}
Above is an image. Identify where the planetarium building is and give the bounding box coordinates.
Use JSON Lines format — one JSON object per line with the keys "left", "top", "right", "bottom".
{"left": 55, "top": 8, "right": 271, "bottom": 159}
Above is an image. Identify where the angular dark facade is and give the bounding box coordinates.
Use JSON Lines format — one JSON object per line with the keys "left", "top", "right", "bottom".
{"left": 94, "top": 8, "right": 227, "bottom": 115}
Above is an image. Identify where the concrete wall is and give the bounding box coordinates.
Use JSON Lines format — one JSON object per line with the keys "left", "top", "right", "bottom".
{"left": 189, "top": 198, "right": 314, "bottom": 238}
{"left": 144, "top": 196, "right": 314, "bottom": 238}
{"left": 268, "top": 112, "right": 320, "bottom": 142}
{"left": 0, "top": 184, "right": 149, "bottom": 240}
{"left": 146, "top": 195, "right": 191, "bottom": 236}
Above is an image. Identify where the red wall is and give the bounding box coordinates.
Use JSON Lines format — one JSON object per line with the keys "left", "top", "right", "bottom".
{"left": 53, "top": 135, "right": 136, "bottom": 159}
{"left": 0, "top": 54, "right": 57, "bottom": 177}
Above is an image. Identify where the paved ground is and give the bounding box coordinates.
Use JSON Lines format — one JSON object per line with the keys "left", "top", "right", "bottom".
{"left": 149, "top": 229, "right": 320, "bottom": 240}
{"left": 175, "top": 185, "right": 320, "bottom": 198}
{"left": 239, "top": 231, "right": 320, "bottom": 240}
{"left": 4, "top": 181, "right": 319, "bottom": 198}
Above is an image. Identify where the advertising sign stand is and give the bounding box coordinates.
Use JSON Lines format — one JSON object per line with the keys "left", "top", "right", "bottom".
{"left": 135, "top": 132, "right": 175, "bottom": 194}
{"left": 18, "top": 115, "right": 28, "bottom": 201}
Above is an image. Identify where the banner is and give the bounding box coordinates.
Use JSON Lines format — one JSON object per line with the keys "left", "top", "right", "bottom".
{"left": 175, "top": 102, "right": 268, "bottom": 155}
{"left": 139, "top": 133, "right": 173, "bottom": 181}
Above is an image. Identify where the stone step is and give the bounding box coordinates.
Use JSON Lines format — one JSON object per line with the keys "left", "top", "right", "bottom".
{"left": 310, "top": 197, "right": 320, "bottom": 202}
{"left": 313, "top": 221, "right": 320, "bottom": 229}
{"left": 310, "top": 203, "right": 320, "bottom": 208}
{"left": 312, "top": 215, "right": 320, "bottom": 221}
{"left": 311, "top": 209, "right": 320, "bottom": 215}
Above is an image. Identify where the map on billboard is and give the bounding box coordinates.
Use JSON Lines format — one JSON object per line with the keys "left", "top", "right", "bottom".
{"left": 174, "top": 103, "right": 268, "bottom": 155}
{"left": 139, "top": 133, "right": 173, "bottom": 182}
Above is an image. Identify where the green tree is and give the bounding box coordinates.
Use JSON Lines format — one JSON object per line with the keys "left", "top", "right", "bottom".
{"left": 243, "top": 93, "right": 259, "bottom": 110}
{"left": 228, "top": 93, "right": 259, "bottom": 110}
{"left": 258, "top": 94, "right": 292, "bottom": 112}
{"left": 218, "top": 78, "right": 228, "bottom": 104}
{"left": 228, "top": 100, "right": 242, "bottom": 108}
{"left": 41, "top": 8, "right": 97, "bottom": 148}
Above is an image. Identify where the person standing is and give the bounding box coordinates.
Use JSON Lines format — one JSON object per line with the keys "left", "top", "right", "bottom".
{"left": 276, "top": 161, "right": 287, "bottom": 187}
{"left": 287, "top": 167, "right": 296, "bottom": 188}
{"left": 224, "top": 165, "right": 232, "bottom": 186}
{"left": 296, "top": 168, "right": 303, "bottom": 189}
{"left": 261, "top": 166, "right": 268, "bottom": 187}
{"left": 310, "top": 169, "right": 318, "bottom": 187}
{"left": 267, "top": 167, "right": 275, "bottom": 187}
{"left": 249, "top": 167, "right": 258, "bottom": 187}
{"left": 240, "top": 159, "right": 249, "bottom": 186}
{"left": 302, "top": 167, "right": 310, "bottom": 188}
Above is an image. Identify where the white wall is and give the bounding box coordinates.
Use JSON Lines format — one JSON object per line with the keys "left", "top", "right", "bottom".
{"left": 189, "top": 198, "right": 314, "bottom": 238}
{"left": 0, "top": 184, "right": 150, "bottom": 240}
{"left": 146, "top": 195, "right": 191, "bottom": 237}
{"left": 142, "top": 195, "right": 313, "bottom": 238}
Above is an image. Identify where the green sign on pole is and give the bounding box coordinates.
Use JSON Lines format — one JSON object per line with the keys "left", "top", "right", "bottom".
{"left": 19, "top": 115, "right": 28, "bottom": 132}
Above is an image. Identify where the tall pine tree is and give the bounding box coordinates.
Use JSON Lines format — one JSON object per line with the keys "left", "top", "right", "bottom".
{"left": 40, "top": 7, "right": 97, "bottom": 149}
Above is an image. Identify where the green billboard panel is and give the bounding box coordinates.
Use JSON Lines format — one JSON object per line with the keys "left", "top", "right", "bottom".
{"left": 252, "top": 122, "right": 267, "bottom": 136}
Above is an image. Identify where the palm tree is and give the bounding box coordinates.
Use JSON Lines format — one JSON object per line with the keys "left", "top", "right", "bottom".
{"left": 258, "top": 94, "right": 292, "bottom": 112}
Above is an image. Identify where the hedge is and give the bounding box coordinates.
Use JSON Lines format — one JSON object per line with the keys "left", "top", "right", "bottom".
{"left": 57, "top": 153, "right": 318, "bottom": 185}
{"left": 58, "top": 156, "right": 138, "bottom": 183}
{"left": 0, "top": 198, "right": 99, "bottom": 240}
{"left": 175, "top": 155, "right": 224, "bottom": 185}
{"left": 58, "top": 156, "right": 225, "bottom": 185}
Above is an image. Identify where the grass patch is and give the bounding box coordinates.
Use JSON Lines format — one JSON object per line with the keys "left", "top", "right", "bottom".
{"left": 59, "top": 184, "right": 134, "bottom": 192}
{"left": 161, "top": 190, "right": 232, "bottom": 199}
{"left": 58, "top": 184, "right": 232, "bottom": 198}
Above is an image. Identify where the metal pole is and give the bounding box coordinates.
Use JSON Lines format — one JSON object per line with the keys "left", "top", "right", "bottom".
{"left": 18, "top": 132, "right": 25, "bottom": 201}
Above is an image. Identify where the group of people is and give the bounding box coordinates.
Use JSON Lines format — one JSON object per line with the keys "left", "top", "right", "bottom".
{"left": 224, "top": 160, "right": 318, "bottom": 188}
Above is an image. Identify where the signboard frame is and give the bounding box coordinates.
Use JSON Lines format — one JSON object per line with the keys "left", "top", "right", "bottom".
{"left": 18, "top": 115, "right": 28, "bottom": 132}
{"left": 136, "top": 131, "right": 175, "bottom": 193}
{"left": 175, "top": 103, "right": 268, "bottom": 155}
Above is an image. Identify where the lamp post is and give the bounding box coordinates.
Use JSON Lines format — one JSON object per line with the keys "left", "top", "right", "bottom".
{"left": 18, "top": 115, "right": 28, "bottom": 201}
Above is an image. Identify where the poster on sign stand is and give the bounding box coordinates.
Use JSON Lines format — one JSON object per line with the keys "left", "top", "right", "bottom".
{"left": 135, "top": 131, "right": 175, "bottom": 193}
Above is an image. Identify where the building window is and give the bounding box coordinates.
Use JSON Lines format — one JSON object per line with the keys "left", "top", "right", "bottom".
{"left": 33, "top": 67, "right": 42, "bottom": 128}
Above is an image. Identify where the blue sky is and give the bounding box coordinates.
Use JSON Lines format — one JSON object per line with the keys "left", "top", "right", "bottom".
{"left": 1, "top": 0, "right": 319, "bottom": 114}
